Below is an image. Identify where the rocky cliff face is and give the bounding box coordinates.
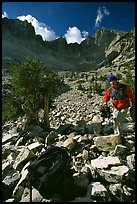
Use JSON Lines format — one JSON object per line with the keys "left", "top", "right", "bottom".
{"left": 2, "top": 18, "right": 135, "bottom": 72}
{"left": 2, "top": 18, "right": 46, "bottom": 68}
{"left": 2, "top": 18, "right": 36, "bottom": 40}
{"left": 105, "top": 28, "right": 135, "bottom": 67}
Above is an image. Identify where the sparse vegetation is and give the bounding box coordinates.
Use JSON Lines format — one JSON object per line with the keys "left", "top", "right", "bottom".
{"left": 3, "top": 56, "right": 63, "bottom": 131}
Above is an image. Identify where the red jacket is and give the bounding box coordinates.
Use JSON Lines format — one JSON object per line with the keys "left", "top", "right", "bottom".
{"left": 103, "top": 83, "right": 135, "bottom": 110}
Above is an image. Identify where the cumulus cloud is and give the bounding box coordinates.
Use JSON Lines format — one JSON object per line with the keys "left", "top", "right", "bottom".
{"left": 17, "top": 14, "right": 58, "bottom": 41}
{"left": 64, "top": 27, "right": 88, "bottom": 44}
{"left": 95, "top": 6, "right": 110, "bottom": 28}
{"left": 2, "top": 12, "right": 89, "bottom": 44}
{"left": 2, "top": 11, "right": 9, "bottom": 18}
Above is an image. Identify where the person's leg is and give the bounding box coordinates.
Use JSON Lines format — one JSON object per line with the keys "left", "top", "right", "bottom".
{"left": 113, "top": 109, "right": 120, "bottom": 135}
{"left": 113, "top": 108, "right": 128, "bottom": 135}
{"left": 117, "top": 108, "right": 128, "bottom": 136}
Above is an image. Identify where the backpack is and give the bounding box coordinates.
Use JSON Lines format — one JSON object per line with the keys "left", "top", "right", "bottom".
{"left": 27, "top": 145, "right": 71, "bottom": 200}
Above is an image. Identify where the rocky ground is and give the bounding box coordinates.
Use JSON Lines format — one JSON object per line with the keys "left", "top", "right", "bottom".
{"left": 2, "top": 72, "right": 135, "bottom": 202}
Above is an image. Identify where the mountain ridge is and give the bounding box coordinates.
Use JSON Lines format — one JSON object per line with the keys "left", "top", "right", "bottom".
{"left": 2, "top": 18, "right": 135, "bottom": 71}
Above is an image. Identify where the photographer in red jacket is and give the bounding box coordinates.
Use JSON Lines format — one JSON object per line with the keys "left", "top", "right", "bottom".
{"left": 102, "top": 75, "right": 135, "bottom": 141}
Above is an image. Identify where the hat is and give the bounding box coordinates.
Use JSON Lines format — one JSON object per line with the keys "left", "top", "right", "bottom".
{"left": 108, "top": 75, "right": 118, "bottom": 82}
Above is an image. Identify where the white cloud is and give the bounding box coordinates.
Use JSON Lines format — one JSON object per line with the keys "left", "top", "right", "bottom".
{"left": 95, "top": 6, "right": 110, "bottom": 28}
{"left": 17, "top": 14, "right": 58, "bottom": 41}
{"left": 2, "top": 11, "right": 9, "bottom": 18}
{"left": 103, "top": 6, "right": 110, "bottom": 15}
{"left": 64, "top": 27, "right": 88, "bottom": 44}
{"left": 2, "top": 13, "right": 89, "bottom": 44}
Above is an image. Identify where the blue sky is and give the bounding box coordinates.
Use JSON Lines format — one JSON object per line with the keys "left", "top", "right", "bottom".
{"left": 2, "top": 2, "right": 135, "bottom": 44}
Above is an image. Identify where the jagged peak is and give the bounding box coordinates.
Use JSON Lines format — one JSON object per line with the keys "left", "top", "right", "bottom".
{"left": 93, "top": 28, "right": 126, "bottom": 38}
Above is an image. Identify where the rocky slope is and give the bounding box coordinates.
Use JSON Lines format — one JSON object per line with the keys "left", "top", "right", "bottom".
{"left": 2, "top": 72, "right": 135, "bottom": 202}
{"left": 2, "top": 17, "right": 135, "bottom": 202}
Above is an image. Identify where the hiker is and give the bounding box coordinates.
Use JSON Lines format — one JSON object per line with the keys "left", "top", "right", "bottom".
{"left": 102, "top": 75, "right": 135, "bottom": 139}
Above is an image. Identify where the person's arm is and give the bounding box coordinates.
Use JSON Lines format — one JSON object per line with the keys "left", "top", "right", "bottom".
{"left": 102, "top": 89, "right": 110, "bottom": 104}
{"left": 126, "top": 86, "right": 135, "bottom": 107}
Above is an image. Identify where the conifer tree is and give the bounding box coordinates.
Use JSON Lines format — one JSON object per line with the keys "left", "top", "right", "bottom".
{"left": 3, "top": 57, "right": 63, "bottom": 131}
